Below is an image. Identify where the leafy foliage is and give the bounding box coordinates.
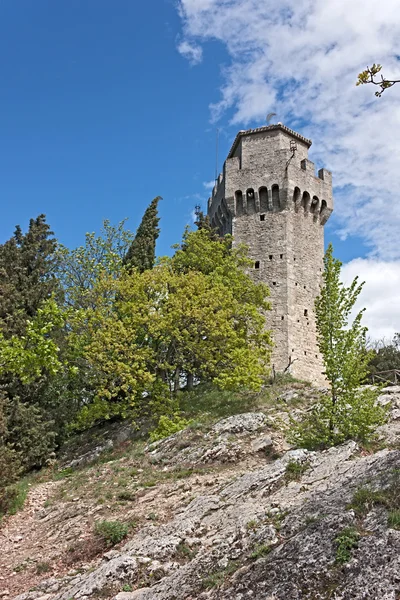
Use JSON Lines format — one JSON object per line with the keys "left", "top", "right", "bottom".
{"left": 289, "top": 244, "right": 386, "bottom": 449}
{"left": 349, "top": 470, "right": 400, "bottom": 522}
{"left": 284, "top": 459, "right": 310, "bottom": 482}
{"left": 367, "top": 333, "right": 400, "bottom": 377}
{"left": 94, "top": 520, "right": 129, "bottom": 546}
{"left": 334, "top": 527, "right": 360, "bottom": 564}
{"left": 149, "top": 414, "right": 191, "bottom": 442}
{"left": 56, "top": 219, "right": 134, "bottom": 309}
{"left": 73, "top": 229, "right": 272, "bottom": 429}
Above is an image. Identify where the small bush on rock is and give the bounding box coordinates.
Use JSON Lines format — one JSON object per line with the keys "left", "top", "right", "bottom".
{"left": 285, "top": 459, "right": 310, "bottom": 482}
{"left": 94, "top": 520, "right": 128, "bottom": 546}
{"left": 149, "top": 414, "right": 190, "bottom": 442}
{"left": 334, "top": 527, "right": 359, "bottom": 564}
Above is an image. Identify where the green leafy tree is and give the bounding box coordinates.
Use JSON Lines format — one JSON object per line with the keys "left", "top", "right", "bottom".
{"left": 123, "top": 197, "right": 161, "bottom": 272}
{"left": 73, "top": 229, "right": 272, "bottom": 429}
{"left": 367, "top": 333, "right": 400, "bottom": 378}
{"left": 0, "top": 298, "right": 68, "bottom": 499}
{"left": 290, "top": 244, "right": 387, "bottom": 449}
{"left": 357, "top": 64, "right": 400, "bottom": 97}
{"left": 57, "top": 219, "right": 134, "bottom": 309}
{"left": 194, "top": 208, "right": 219, "bottom": 240}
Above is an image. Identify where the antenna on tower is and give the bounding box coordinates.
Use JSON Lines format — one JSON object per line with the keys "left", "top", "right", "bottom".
{"left": 215, "top": 128, "right": 219, "bottom": 181}
{"left": 266, "top": 112, "right": 277, "bottom": 125}
{"left": 194, "top": 204, "right": 201, "bottom": 218}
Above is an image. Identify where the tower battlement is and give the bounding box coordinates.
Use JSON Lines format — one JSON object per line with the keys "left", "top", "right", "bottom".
{"left": 207, "top": 124, "right": 333, "bottom": 384}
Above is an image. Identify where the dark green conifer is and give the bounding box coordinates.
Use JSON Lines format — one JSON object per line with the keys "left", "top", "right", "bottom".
{"left": 123, "top": 197, "right": 161, "bottom": 272}
{"left": 0, "top": 214, "right": 59, "bottom": 337}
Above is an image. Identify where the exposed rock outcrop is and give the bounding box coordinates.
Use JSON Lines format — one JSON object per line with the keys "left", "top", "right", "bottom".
{"left": 8, "top": 387, "right": 400, "bottom": 600}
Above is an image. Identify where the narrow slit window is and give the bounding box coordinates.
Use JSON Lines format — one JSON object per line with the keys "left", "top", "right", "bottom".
{"left": 255, "top": 261, "right": 260, "bottom": 269}
{"left": 304, "top": 309, "right": 308, "bottom": 317}
{"left": 269, "top": 255, "right": 273, "bottom": 260}
{"left": 260, "top": 214, "right": 265, "bottom": 221}
{"left": 280, "top": 254, "right": 283, "bottom": 259}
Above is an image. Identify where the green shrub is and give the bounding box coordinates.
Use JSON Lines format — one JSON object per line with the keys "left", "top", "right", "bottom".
{"left": 149, "top": 414, "right": 190, "bottom": 442}
{"left": 349, "top": 470, "right": 400, "bottom": 521}
{"left": 334, "top": 527, "right": 359, "bottom": 564}
{"left": 201, "top": 561, "right": 239, "bottom": 590}
{"left": 285, "top": 459, "right": 310, "bottom": 482}
{"left": 250, "top": 544, "right": 272, "bottom": 559}
{"left": 94, "top": 520, "right": 129, "bottom": 546}
{"left": 36, "top": 561, "right": 51, "bottom": 574}
{"left": 0, "top": 445, "right": 21, "bottom": 516}
{"left": 388, "top": 510, "right": 400, "bottom": 530}
{"left": 122, "top": 584, "right": 133, "bottom": 592}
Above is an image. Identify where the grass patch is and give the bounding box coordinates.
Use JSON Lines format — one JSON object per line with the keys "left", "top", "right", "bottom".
{"left": 246, "top": 519, "right": 259, "bottom": 532}
{"left": 116, "top": 490, "right": 135, "bottom": 501}
{"left": 175, "top": 541, "right": 197, "bottom": 561}
{"left": 334, "top": 527, "right": 360, "bottom": 564}
{"left": 94, "top": 520, "right": 129, "bottom": 547}
{"left": 349, "top": 469, "right": 400, "bottom": 524}
{"left": 250, "top": 543, "right": 273, "bottom": 560}
{"left": 285, "top": 460, "right": 310, "bottom": 482}
{"left": 53, "top": 466, "right": 75, "bottom": 480}
{"left": 2, "top": 478, "right": 30, "bottom": 517}
{"left": 388, "top": 510, "right": 400, "bottom": 529}
{"left": 36, "top": 561, "right": 52, "bottom": 574}
{"left": 201, "top": 561, "right": 239, "bottom": 590}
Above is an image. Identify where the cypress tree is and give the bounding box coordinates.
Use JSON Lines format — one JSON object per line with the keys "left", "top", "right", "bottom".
{"left": 123, "top": 197, "right": 161, "bottom": 272}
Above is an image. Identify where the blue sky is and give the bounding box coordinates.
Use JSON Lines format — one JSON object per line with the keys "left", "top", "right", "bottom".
{"left": 1, "top": 0, "right": 400, "bottom": 338}
{"left": 0, "top": 1, "right": 226, "bottom": 256}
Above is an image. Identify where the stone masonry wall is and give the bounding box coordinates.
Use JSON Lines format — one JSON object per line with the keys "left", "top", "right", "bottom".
{"left": 208, "top": 125, "right": 333, "bottom": 384}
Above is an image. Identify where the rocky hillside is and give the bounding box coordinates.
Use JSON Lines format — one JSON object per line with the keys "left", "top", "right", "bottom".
{"left": 1, "top": 383, "right": 399, "bottom": 600}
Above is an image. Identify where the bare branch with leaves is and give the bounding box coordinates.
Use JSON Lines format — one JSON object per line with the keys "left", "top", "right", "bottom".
{"left": 357, "top": 63, "right": 400, "bottom": 97}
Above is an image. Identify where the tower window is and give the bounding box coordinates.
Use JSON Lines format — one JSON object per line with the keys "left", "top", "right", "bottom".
{"left": 281, "top": 316, "right": 284, "bottom": 320}
{"left": 304, "top": 309, "right": 308, "bottom": 317}
{"left": 246, "top": 188, "right": 256, "bottom": 215}
{"left": 260, "top": 214, "right": 265, "bottom": 221}
{"left": 273, "top": 282, "right": 277, "bottom": 286}
{"left": 269, "top": 255, "right": 273, "bottom": 260}
{"left": 254, "top": 261, "right": 260, "bottom": 269}
{"left": 280, "top": 254, "right": 283, "bottom": 259}
{"left": 304, "top": 351, "right": 307, "bottom": 356}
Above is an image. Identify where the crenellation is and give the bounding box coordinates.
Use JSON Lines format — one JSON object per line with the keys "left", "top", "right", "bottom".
{"left": 207, "top": 123, "right": 333, "bottom": 384}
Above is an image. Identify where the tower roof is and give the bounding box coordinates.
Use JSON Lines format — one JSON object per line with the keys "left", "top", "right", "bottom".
{"left": 227, "top": 124, "right": 312, "bottom": 158}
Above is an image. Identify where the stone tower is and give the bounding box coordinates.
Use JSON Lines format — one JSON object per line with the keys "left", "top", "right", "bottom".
{"left": 207, "top": 124, "right": 333, "bottom": 384}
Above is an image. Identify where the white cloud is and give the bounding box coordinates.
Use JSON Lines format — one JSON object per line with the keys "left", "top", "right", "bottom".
{"left": 342, "top": 259, "right": 400, "bottom": 341}
{"left": 177, "top": 40, "right": 203, "bottom": 65}
{"left": 203, "top": 179, "right": 215, "bottom": 190}
{"left": 177, "top": 0, "right": 400, "bottom": 259}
